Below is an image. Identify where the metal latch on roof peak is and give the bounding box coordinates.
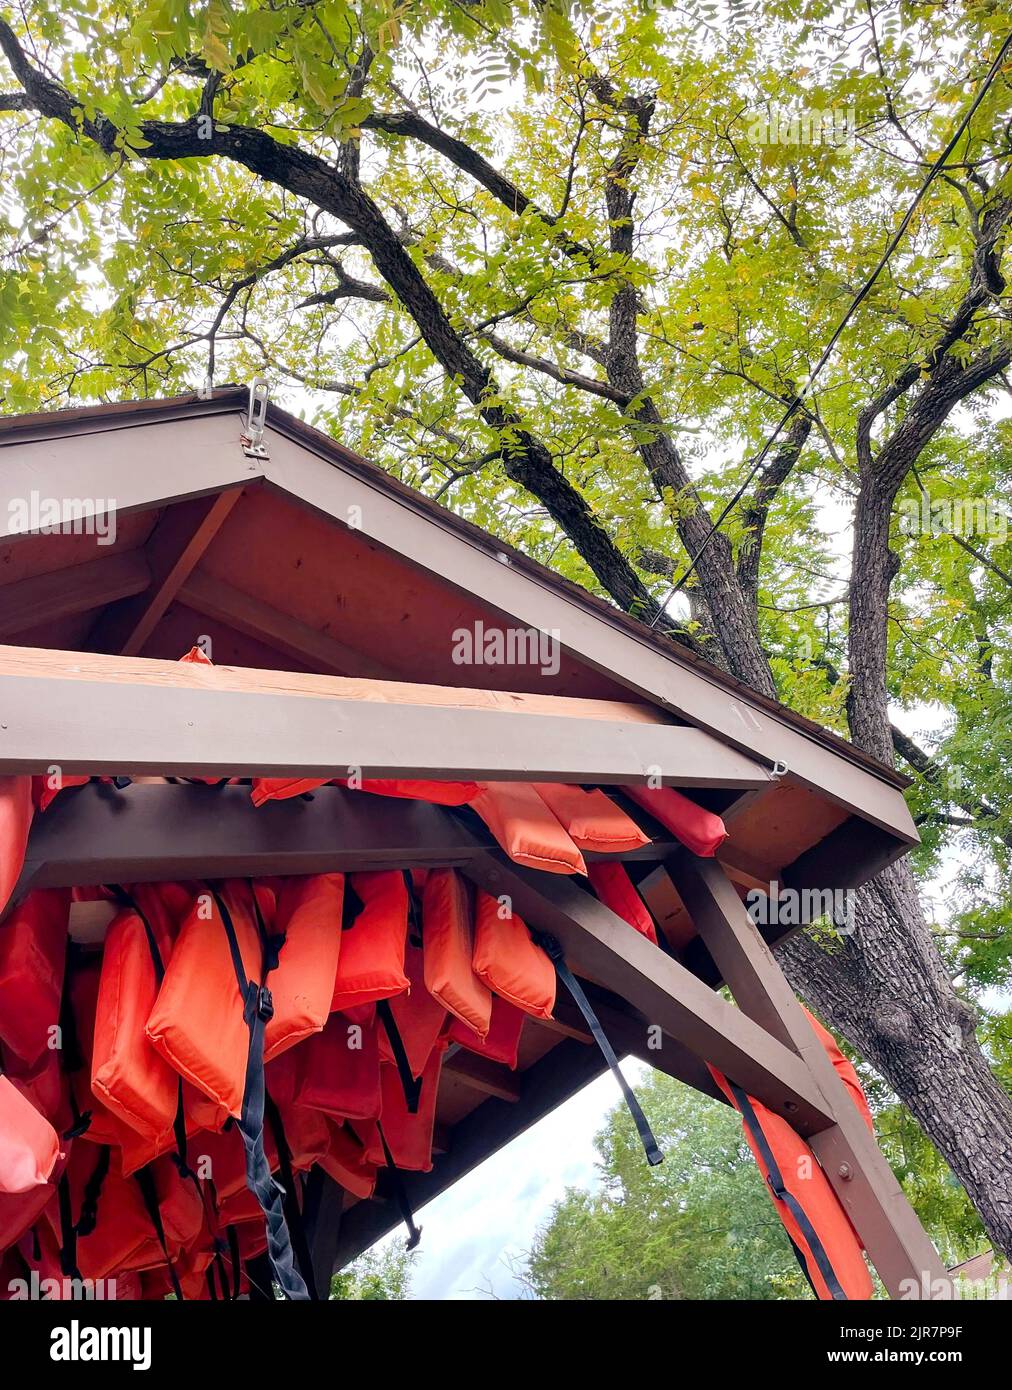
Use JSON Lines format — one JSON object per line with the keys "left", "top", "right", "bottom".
{"left": 240, "top": 376, "right": 270, "bottom": 459}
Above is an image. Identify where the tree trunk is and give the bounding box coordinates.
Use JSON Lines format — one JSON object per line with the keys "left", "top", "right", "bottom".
{"left": 776, "top": 859, "right": 1012, "bottom": 1257}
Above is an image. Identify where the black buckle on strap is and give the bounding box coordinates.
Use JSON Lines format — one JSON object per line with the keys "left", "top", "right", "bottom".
{"left": 256, "top": 984, "right": 275, "bottom": 1022}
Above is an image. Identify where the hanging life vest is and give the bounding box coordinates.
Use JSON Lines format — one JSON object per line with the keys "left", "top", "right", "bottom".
{"left": 422, "top": 869, "right": 492, "bottom": 1040}
{"left": 531, "top": 784, "right": 650, "bottom": 854}
{"left": 0, "top": 888, "right": 69, "bottom": 1065}
{"left": 623, "top": 785, "right": 727, "bottom": 857}
{"left": 470, "top": 783, "right": 587, "bottom": 876}
{"left": 447, "top": 996, "right": 526, "bottom": 1069}
{"left": 0, "top": 1077, "right": 62, "bottom": 1194}
{"left": 471, "top": 890, "right": 556, "bottom": 1021}
{"left": 708, "top": 1065, "right": 872, "bottom": 1301}
{"left": 330, "top": 872, "right": 410, "bottom": 1012}
{"left": 0, "top": 775, "right": 33, "bottom": 916}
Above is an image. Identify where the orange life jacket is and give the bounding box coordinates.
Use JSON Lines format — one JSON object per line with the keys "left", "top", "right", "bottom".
{"left": 330, "top": 871, "right": 409, "bottom": 1012}
{"left": 447, "top": 996, "right": 526, "bottom": 1069}
{"left": 294, "top": 1011, "right": 382, "bottom": 1122}
{"left": 91, "top": 901, "right": 182, "bottom": 1144}
{"left": 364, "top": 1041, "right": 447, "bottom": 1174}
{"left": 623, "top": 785, "right": 727, "bottom": 857}
{"left": 470, "top": 782, "right": 587, "bottom": 875}
{"left": 319, "top": 1123, "right": 378, "bottom": 1199}
{"left": 0, "top": 775, "right": 33, "bottom": 915}
{"left": 49, "top": 1144, "right": 199, "bottom": 1283}
{"left": 471, "top": 889, "right": 556, "bottom": 1020}
{"left": 0, "top": 1076, "right": 62, "bottom": 1194}
{"left": 145, "top": 880, "right": 276, "bottom": 1119}
{"left": 377, "top": 936, "right": 447, "bottom": 1081}
{"left": 1, "top": 1044, "right": 68, "bottom": 1132}
{"left": 532, "top": 784, "right": 650, "bottom": 854}
{"left": 0, "top": 1146, "right": 69, "bottom": 1258}
{"left": 709, "top": 1065, "right": 873, "bottom": 1300}
{"left": 801, "top": 1005, "right": 874, "bottom": 1133}
{"left": 250, "top": 777, "right": 479, "bottom": 807}
{"left": 422, "top": 869, "right": 492, "bottom": 1039}
{"left": 263, "top": 874, "right": 344, "bottom": 1061}
{"left": 0, "top": 888, "right": 68, "bottom": 1065}
{"left": 586, "top": 861, "right": 657, "bottom": 943}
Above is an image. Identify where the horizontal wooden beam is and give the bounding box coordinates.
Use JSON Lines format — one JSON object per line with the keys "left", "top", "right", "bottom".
{"left": 0, "top": 644, "right": 675, "bottom": 723}
{"left": 7, "top": 783, "right": 687, "bottom": 902}
{"left": 0, "top": 651, "right": 770, "bottom": 787}
{"left": 461, "top": 851, "right": 835, "bottom": 1135}
{"left": 443, "top": 1048, "right": 521, "bottom": 1102}
{"left": 89, "top": 490, "right": 243, "bottom": 657}
{"left": 177, "top": 569, "right": 399, "bottom": 680}
{"left": 0, "top": 552, "right": 151, "bottom": 639}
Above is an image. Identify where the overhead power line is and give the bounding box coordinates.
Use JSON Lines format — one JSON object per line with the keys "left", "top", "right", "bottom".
{"left": 648, "top": 29, "right": 1012, "bottom": 625}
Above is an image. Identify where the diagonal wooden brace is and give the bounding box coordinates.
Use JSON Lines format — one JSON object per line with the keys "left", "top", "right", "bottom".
{"left": 666, "top": 850, "right": 951, "bottom": 1300}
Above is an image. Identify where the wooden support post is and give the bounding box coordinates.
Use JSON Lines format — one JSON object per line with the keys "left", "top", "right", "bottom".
{"left": 461, "top": 851, "right": 835, "bottom": 1133}
{"left": 303, "top": 1167, "right": 345, "bottom": 1298}
{"left": 665, "top": 850, "right": 951, "bottom": 1300}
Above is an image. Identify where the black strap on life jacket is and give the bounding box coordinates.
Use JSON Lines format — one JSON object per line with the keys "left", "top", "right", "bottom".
{"left": 75, "top": 1145, "right": 111, "bottom": 1237}
{"left": 534, "top": 931, "right": 663, "bottom": 1167}
{"left": 341, "top": 879, "right": 366, "bottom": 929}
{"left": 57, "top": 1176, "right": 84, "bottom": 1281}
{"left": 57, "top": 944, "right": 92, "bottom": 1141}
{"left": 207, "top": 881, "right": 308, "bottom": 1300}
{"left": 264, "top": 1093, "right": 320, "bottom": 1300}
{"left": 135, "top": 1165, "right": 184, "bottom": 1300}
{"left": 56, "top": 1142, "right": 111, "bottom": 1280}
{"left": 376, "top": 999, "right": 422, "bottom": 1115}
{"left": 246, "top": 1250, "right": 278, "bottom": 1301}
{"left": 726, "top": 1078, "right": 848, "bottom": 1300}
{"left": 403, "top": 870, "right": 423, "bottom": 947}
{"left": 377, "top": 1122, "right": 422, "bottom": 1251}
{"left": 206, "top": 1224, "right": 244, "bottom": 1301}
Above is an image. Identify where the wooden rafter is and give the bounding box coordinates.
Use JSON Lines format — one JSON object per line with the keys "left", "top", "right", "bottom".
{"left": 89, "top": 489, "right": 243, "bottom": 656}
{"left": 0, "top": 551, "right": 151, "bottom": 639}
{"left": 460, "top": 851, "right": 835, "bottom": 1133}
